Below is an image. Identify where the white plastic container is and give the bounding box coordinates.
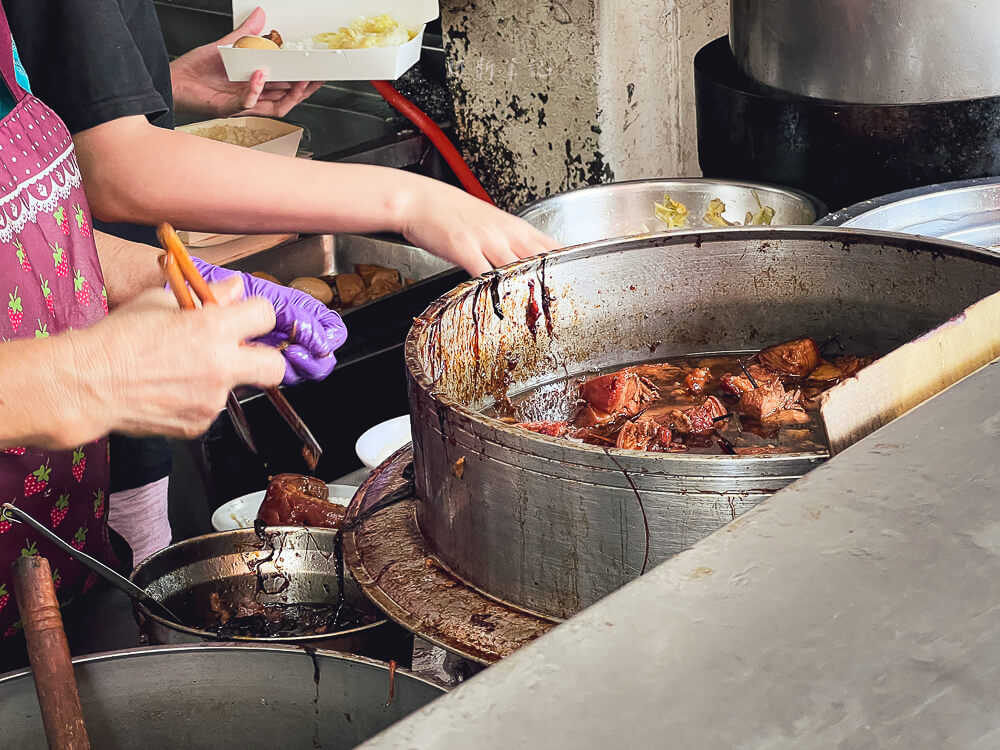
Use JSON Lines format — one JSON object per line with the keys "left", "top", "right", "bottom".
{"left": 220, "top": 0, "right": 440, "bottom": 82}
{"left": 355, "top": 415, "right": 412, "bottom": 470}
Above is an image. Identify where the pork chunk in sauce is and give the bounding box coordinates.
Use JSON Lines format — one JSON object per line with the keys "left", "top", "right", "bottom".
{"left": 574, "top": 368, "right": 658, "bottom": 428}
{"left": 501, "top": 337, "right": 874, "bottom": 456}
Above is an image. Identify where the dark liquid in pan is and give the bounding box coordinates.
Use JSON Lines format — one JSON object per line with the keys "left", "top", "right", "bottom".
{"left": 488, "top": 352, "right": 843, "bottom": 456}
{"left": 204, "top": 601, "right": 377, "bottom": 640}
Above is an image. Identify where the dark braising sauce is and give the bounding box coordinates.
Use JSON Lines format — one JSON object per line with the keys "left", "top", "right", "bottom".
{"left": 189, "top": 592, "right": 379, "bottom": 639}
{"left": 488, "top": 343, "right": 872, "bottom": 457}
{"left": 210, "top": 602, "right": 376, "bottom": 639}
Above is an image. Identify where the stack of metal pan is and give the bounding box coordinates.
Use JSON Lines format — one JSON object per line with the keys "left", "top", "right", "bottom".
{"left": 818, "top": 176, "right": 1000, "bottom": 251}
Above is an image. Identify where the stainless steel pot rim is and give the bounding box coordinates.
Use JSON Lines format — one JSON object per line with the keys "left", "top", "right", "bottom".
{"left": 0, "top": 642, "right": 442, "bottom": 690}
{"left": 516, "top": 177, "right": 827, "bottom": 221}
{"left": 129, "top": 526, "right": 390, "bottom": 641}
{"left": 817, "top": 175, "right": 1000, "bottom": 227}
{"left": 406, "top": 226, "right": 1000, "bottom": 465}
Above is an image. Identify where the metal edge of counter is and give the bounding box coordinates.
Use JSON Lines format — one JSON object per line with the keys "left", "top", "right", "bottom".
{"left": 356, "top": 357, "right": 1000, "bottom": 749}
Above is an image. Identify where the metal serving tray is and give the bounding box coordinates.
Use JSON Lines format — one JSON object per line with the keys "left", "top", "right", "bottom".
{"left": 225, "top": 233, "right": 463, "bottom": 359}
{"left": 817, "top": 176, "right": 1000, "bottom": 250}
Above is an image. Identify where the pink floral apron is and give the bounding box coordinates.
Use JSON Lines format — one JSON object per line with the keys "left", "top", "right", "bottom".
{"left": 0, "top": 5, "right": 114, "bottom": 639}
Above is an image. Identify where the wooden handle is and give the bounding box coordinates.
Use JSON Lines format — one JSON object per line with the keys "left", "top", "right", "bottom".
{"left": 12, "top": 556, "right": 91, "bottom": 750}
{"left": 821, "top": 288, "right": 1000, "bottom": 455}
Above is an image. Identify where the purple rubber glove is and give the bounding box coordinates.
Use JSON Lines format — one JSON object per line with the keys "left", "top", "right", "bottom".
{"left": 191, "top": 257, "right": 347, "bottom": 385}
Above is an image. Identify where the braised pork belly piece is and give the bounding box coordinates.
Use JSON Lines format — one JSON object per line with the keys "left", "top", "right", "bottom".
{"left": 499, "top": 336, "right": 874, "bottom": 456}
{"left": 573, "top": 368, "right": 658, "bottom": 428}
{"left": 257, "top": 474, "right": 346, "bottom": 529}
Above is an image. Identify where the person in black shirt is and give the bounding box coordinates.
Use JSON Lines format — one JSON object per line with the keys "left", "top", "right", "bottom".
{"left": 6, "top": 2, "right": 554, "bottom": 560}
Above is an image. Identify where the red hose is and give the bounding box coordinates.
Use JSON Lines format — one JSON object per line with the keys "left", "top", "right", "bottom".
{"left": 371, "top": 80, "right": 494, "bottom": 205}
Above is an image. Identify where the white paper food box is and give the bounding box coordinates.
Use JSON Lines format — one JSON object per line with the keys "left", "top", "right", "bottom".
{"left": 176, "top": 116, "right": 303, "bottom": 245}
{"left": 220, "top": 0, "right": 440, "bottom": 82}
{"left": 177, "top": 116, "right": 303, "bottom": 157}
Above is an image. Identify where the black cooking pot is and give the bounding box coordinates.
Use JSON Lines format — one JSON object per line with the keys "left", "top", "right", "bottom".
{"left": 694, "top": 36, "right": 1000, "bottom": 211}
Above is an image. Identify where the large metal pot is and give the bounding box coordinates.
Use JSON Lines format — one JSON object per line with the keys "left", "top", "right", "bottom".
{"left": 405, "top": 227, "right": 1000, "bottom": 620}
{"left": 0, "top": 644, "right": 443, "bottom": 749}
{"left": 730, "top": 0, "right": 1000, "bottom": 104}
{"left": 694, "top": 36, "right": 1000, "bottom": 214}
{"left": 131, "top": 528, "right": 413, "bottom": 664}
{"left": 516, "top": 179, "right": 823, "bottom": 249}
{"left": 817, "top": 176, "right": 1000, "bottom": 249}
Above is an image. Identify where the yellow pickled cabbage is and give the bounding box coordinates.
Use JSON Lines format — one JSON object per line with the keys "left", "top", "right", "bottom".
{"left": 653, "top": 194, "right": 689, "bottom": 228}
{"left": 703, "top": 198, "right": 738, "bottom": 227}
{"left": 746, "top": 190, "right": 776, "bottom": 226}
{"left": 315, "top": 15, "right": 415, "bottom": 50}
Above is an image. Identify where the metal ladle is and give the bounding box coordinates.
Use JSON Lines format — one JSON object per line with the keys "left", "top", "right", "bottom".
{"left": 1, "top": 503, "right": 185, "bottom": 627}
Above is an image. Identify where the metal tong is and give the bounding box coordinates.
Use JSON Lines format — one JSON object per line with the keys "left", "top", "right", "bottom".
{"left": 156, "top": 223, "right": 323, "bottom": 470}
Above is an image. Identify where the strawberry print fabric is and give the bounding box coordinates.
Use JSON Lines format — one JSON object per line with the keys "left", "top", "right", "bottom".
{"left": 0, "top": 95, "right": 114, "bottom": 639}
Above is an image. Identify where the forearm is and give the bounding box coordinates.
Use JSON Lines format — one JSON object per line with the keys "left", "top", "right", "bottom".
{"left": 94, "top": 230, "right": 164, "bottom": 308}
{"left": 74, "top": 116, "right": 421, "bottom": 236}
{"left": 0, "top": 333, "right": 113, "bottom": 450}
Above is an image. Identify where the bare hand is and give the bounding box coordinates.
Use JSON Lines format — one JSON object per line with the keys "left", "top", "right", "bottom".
{"left": 78, "top": 278, "right": 285, "bottom": 439}
{"left": 400, "top": 182, "right": 559, "bottom": 277}
{"left": 170, "top": 6, "right": 324, "bottom": 118}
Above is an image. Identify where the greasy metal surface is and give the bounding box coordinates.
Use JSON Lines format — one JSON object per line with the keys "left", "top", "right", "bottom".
{"left": 0, "top": 644, "right": 444, "bottom": 749}
{"left": 342, "top": 447, "right": 557, "bottom": 665}
{"left": 730, "top": 0, "right": 1000, "bottom": 104}
{"left": 818, "top": 176, "right": 1000, "bottom": 249}
{"left": 227, "top": 233, "right": 454, "bottom": 289}
{"left": 359, "top": 359, "right": 1000, "bottom": 750}
{"left": 406, "top": 227, "right": 1000, "bottom": 619}
{"left": 130, "top": 528, "right": 396, "bottom": 656}
{"left": 517, "top": 178, "right": 823, "bottom": 248}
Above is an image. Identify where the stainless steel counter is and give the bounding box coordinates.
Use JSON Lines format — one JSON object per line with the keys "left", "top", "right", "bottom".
{"left": 360, "top": 358, "right": 1000, "bottom": 749}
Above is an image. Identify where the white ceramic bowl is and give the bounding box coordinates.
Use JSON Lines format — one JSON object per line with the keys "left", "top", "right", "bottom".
{"left": 355, "top": 415, "right": 412, "bottom": 470}
{"left": 210, "top": 483, "right": 358, "bottom": 532}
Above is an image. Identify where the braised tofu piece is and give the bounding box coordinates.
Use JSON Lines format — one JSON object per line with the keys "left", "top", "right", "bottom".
{"left": 761, "top": 406, "right": 812, "bottom": 426}
{"left": 334, "top": 273, "right": 366, "bottom": 307}
{"left": 832, "top": 354, "right": 873, "bottom": 379}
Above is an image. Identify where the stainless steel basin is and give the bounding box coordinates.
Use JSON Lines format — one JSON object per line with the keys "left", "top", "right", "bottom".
{"left": 130, "top": 527, "right": 412, "bottom": 665}
{"left": 518, "top": 179, "right": 823, "bottom": 249}
{"left": 817, "top": 176, "right": 1000, "bottom": 250}
{"left": 226, "top": 233, "right": 453, "bottom": 288}
{"left": 0, "top": 645, "right": 444, "bottom": 749}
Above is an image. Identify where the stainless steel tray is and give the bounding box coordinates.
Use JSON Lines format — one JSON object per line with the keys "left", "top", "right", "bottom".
{"left": 227, "top": 233, "right": 454, "bottom": 289}
{"left": 517, "top": 178, "right": 824, "bottom": 249}
{"left": 226, "top": 233, "right": 464, "bottom": 359}
{"left": 817, "top": 176, "right": 1000, "bottom": 250}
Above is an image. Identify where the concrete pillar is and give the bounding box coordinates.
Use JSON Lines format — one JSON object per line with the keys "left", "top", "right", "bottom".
{"left": 441, "top": 0, "right": 727, "bottom": 211}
